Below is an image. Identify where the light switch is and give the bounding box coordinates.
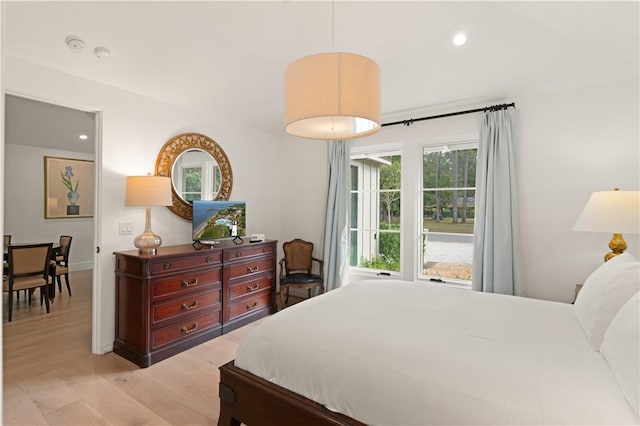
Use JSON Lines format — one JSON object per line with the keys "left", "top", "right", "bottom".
{"left": 119, "top": 222, "right": 133, "bottom": 235}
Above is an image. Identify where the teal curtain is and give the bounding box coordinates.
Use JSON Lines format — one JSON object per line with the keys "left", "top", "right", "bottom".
{"left": 322, "top": 140, "right": 351, "bottom": 291}
{"left": 472, "top": 109, "right": 524, "bottom": 295}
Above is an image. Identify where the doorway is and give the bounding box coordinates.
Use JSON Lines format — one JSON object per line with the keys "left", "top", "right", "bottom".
{"left": 3, "top": 93, "right": 99, "bottom": 336}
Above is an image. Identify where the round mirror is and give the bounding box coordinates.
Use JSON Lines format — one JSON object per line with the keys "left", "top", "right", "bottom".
{"left": 171, "top": 149, "right": 222, "bottom": 202}
{"left": 155, "top": 133, "right": 232, "bottom": 220}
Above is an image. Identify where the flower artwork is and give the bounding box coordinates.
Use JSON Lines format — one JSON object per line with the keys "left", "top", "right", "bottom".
{"left": 45, "top": 157, "right": 94, "bottom": 218}
{"left": 61, "top": 165, "right": 80, "bottom": 215}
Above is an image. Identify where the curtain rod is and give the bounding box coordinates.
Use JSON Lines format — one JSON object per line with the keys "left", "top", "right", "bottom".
{"left": 381, "top": 102, "right": 516, "bottom": 128}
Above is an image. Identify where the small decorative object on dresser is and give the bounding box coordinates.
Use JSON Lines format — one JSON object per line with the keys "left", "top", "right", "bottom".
{"left": 113, "top": 239, "right": 276, "bottom": 367}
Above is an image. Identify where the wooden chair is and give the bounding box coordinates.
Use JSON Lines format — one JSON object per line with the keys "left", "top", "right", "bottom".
{"left": 2, "top": 235, "right": 10, "bottom": 276}
{"left": 279, "top": 239, "right": 324, "bottom": 309}
{"left": 52, "top": 235, "right": 73, "bottom": 296}
{"left": 3, "top": 243, "right": 53, "bottom": 322}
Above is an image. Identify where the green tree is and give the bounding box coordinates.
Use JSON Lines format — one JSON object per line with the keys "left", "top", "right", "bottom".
{"left": 379, "top": 155, "right": 401, "bottom": 226}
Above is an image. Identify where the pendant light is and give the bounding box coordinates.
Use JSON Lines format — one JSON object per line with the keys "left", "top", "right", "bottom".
{"left": 284, "top": 2, "right": 380, "bottom": 140}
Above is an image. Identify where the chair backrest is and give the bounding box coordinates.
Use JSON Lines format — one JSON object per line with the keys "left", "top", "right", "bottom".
{"left": 283, "top": 239, "right": 314, "bottom": 274}
{"left": 58, "top": 235, "right": 73, "bottom": 261}
{"left": 3, "top": 235, "right": 11, "bottom": 252}
{"left": 7, "top": 243, "right": 52, "bottom": 279}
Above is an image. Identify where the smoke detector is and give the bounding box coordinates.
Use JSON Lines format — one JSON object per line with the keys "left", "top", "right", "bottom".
{"left": 65, "top": 36, "right": 86, "bottom": 51}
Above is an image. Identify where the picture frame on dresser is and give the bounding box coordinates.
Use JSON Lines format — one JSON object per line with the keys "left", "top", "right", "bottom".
{"left": 113, "top": 239, "right": 277, "bottom": 367}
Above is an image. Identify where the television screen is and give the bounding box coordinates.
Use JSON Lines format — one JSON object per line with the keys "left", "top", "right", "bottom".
{"left": 192, "top": 200, "right": 246, "bottom": 242}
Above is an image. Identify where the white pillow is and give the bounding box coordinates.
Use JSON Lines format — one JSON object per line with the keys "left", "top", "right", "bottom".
{"left": 600, "top": 292, "right": 639, "bottom": 415}
{"left": 574, "top": 253, "right": 640, "bottom": 350}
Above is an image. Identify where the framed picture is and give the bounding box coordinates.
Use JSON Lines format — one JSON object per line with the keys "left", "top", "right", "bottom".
{"left": 44, "top": 156, "right": 94, "bottom": 219}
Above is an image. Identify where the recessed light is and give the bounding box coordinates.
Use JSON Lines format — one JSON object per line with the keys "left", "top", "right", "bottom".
{"left": 79, "top": 134, "right": 88, "bottom": 140}
{"left": 453, "top": 33, "right": 467, "bottom": 46}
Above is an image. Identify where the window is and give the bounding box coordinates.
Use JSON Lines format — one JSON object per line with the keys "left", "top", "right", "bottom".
{"left": 182, "top": 167, "right": 202, "bottom": 201}
{"left": 174, "top": 160, "right": 222, "bottom": 202}
{"left": 350, "top": 151, "right": 401, "bottom": 273}
{"left": 421, "top": 144, "right": 477, "bottom": 282}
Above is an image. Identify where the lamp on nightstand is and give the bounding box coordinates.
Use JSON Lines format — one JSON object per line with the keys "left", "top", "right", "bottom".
{"left": 125, "top": 175, "right": 172, "bottom": 254}
{"left": 573, "top": 188, "right": 640, "bottom": 262}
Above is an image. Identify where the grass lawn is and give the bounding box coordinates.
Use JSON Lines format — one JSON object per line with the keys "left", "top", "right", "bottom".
{"left": 423, "top": 218, "right": 474, "bottom": 234}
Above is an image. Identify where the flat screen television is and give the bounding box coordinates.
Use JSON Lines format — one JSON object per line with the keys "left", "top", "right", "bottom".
{"left": 192, "top": 200, "right": 246, "bottom": 243}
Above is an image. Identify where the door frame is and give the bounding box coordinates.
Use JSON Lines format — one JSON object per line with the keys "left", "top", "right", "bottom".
{"left": 2, "top": 90, "right": 103, "bottom": 354}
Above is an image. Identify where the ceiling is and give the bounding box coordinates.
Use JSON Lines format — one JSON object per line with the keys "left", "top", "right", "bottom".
{"left": 3, "top": 1, "right": 638, "bottom": 140}
{"left": 5, "top": 95, "right": 96, "bottom": 154}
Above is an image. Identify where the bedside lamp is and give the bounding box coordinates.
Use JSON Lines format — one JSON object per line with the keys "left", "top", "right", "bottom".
{"left": 573, "top": 188, "right": 640, "bottom": 261}
{"left": 125, "top": 175, "right": 172, "bottom": 254}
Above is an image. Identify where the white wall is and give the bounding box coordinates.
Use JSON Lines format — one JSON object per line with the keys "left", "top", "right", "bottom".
{"left": 4, "top": 57, "right": 283, "bottom": 353}
{"left": 514, "top": 78, "right": 639, "bottom": 302}
{"left": 277, "top": 135, "right": 328, "bottom": 256}
{"left": 4, "top": 144, "right": 94, "bottom": 270}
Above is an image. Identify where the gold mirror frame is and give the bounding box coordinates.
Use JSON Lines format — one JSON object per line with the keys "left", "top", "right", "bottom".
{"left": 155, "top": 132, "right": 233, "bottom": 220}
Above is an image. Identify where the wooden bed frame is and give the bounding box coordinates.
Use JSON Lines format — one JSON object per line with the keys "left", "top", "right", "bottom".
{"left": 218, "top": 361, "right": 366, "bottom": 426}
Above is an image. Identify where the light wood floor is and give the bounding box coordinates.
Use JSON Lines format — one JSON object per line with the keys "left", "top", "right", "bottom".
{"left": 3, "top": 270, "right": 260, "bottom": 425}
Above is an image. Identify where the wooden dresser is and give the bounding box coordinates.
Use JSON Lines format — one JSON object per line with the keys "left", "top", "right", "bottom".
{"left": 113, "top": 240, "right": 276, "bottom": 367}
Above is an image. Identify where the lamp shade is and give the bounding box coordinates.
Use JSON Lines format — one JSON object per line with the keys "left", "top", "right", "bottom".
{"left": 573, "top": 190, "right": 640, "bottom": 234}
{"left": 285, "top": 52, "right": 380, "bottom": 140}
{"left": 125, "top": 176, "right": 172, "bottom": 207}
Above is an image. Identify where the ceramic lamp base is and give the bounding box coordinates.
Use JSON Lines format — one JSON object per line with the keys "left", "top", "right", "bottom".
{"left": 134, "top": 231, "right": 161, "bottom": 255}
{"left": 133, "top": 206, "right": 162, "bottom": 255}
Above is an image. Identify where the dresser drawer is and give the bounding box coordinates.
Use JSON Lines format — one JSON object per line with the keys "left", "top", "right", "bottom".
{"left": 151, "top": 312, "right": 221, "bottom": 350}
{"left": 224, "top": 244, "right": 275, "bottom": 262}
{"left": 227, "top": 292, "right": 272, "bottom": 320}
{"left": 153, "top": 268, "right": 222, "bottom": 299}
{"left": 226, "top": 257, "right": 273, "bottom": 280}
{"left": 152, "top": 288, "right": 222, "bottom": 326}
{"left": 150, "top": 251, "right": 222, "bottom": 275}
{"left": 228, "top": 273, "right": 273, "bottom": 301}
{"left": 114, "top": 241, "right": 276, "bottom": 367}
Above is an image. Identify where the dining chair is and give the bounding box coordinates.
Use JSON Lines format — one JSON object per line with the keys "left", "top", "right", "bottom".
{"left": 53, "top": 235, "right": 73, "bottom": 296}
{"left": 3, "top": 243, "right": 53, "bottom": 322}
{"left": 278, "top": 239, "right": 324, "bottom": 310}
{"left": 2, "top": 235, "right": 10, "bottom": 276}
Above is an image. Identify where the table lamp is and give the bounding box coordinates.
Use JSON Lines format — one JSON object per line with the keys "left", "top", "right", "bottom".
{"left": 573, "top": 188, "right": 640, "bottom": 261}
{"left": 125, "top": 175, "right": 172, "bottom": 254}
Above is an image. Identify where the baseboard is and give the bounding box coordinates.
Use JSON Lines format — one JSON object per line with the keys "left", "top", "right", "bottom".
{"left": 99, "top": 342, "right": 114, "bottom": 354}
{"left": 69, "top": 261, "right": 93, "bottom": 271}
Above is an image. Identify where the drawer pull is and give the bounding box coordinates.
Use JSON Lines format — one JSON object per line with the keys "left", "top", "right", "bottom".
{"left": 246, "top": 302, "right": 258, "bottom": 311}
{"left": 181, "top": 300, "right": 199, "bottom": 311}
{"left": 163, "top": 262, "right": 171, "bottom": 270}
{"left": 181, "top": 322, "right": 199, "bottom": 334}
{"left": 235, "top": 252, "right": 242, "bottom": 258}
{"left": 247, "top": 266, "right": 259, "bottom": 273}
{"left": 247, "top": 283, "right": 259, "bottom": 292}
{"left": 181, "top": 278, "right": 199, "bottom": 288}
{"left": 205, "top": 256, "right": 213, "bottom": 263}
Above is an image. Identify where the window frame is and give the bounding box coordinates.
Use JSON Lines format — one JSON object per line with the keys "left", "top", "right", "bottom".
{"left": 348, "top": 136, "right": 477, "bottom": 286}
{"left": 181, "top": 166, "right": 203, "bottom": 201}
{"left": 349, "top": 146, "right": 403, "bottom": 277}
{"left": 419, "top": 139, "right": 478, "bottom": 288}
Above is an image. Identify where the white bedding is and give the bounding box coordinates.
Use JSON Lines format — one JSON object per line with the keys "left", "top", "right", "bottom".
{"left": 235, "top": 280, "right": 638, "bottom": 425}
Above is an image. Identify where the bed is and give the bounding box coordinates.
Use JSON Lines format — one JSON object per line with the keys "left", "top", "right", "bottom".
{"left": 218, "top": 257, "right": 639, "bottom": 425}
